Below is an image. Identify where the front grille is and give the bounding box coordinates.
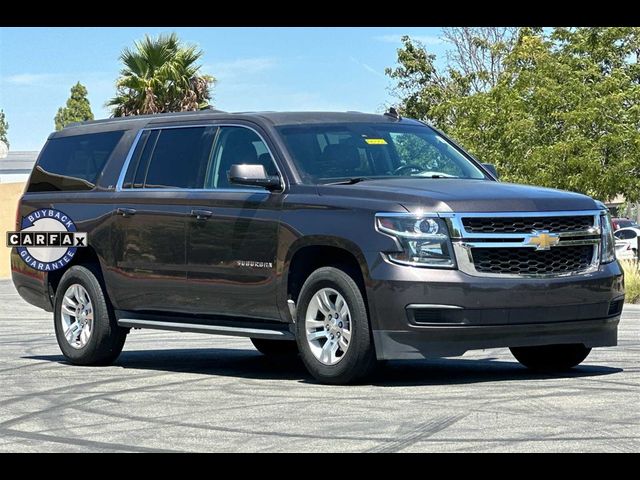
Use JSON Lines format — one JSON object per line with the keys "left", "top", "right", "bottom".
{"left": 471, "top": 245, "right": 594, "bottom": 275}
{"left": 462, "top": 216, "right": 594, "bottom": 234}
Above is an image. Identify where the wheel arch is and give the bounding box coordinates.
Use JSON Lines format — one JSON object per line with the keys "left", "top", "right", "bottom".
{"left": 282, "top": 236, "right": 374, "bottom": 322}
{"left": 46, "top": 245, "right": 108, "bottom": 304}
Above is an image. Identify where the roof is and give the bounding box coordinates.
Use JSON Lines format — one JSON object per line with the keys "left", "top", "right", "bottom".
{"left": 57, "top": 110, "right": 423, "bottom": 134}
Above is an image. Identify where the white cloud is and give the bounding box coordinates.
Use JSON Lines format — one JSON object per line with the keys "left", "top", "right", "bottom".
{"left": 374, "top": 34, "right": 443, "bottom": 45}
{"left": 3, "top": 73, "right": 62, "bottom": 86}
{"left": 208, "top": 57, "right": 277, "bottom": 81}
{"left": 349, "top": 57, "right": 385, "bottom": 78}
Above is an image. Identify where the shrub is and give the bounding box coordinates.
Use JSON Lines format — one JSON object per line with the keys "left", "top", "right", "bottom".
{"left": 620, "top": 260, "right": 640, "bottom": 304}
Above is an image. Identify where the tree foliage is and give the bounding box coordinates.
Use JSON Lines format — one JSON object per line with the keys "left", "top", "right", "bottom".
{"left": 0, "top": 109, "right": 8, "bottom": 148}
{"left": 54, "top": 82, "right": 94, "bottom": 131}
{"left": 386, "top": 27, "right": 640, "bottom": 202}
{"left": 107, "top": 33, "right": 215, "bottom": 117}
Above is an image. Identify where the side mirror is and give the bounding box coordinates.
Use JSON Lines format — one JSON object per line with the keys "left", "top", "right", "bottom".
{"left": 228, "top": 164, "right": 282, "bottom": 191}
{"left": 482, "top": 163, "right": 499, "bottom": 180}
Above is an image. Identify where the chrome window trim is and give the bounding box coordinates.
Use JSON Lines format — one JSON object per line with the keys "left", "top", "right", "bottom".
{"left": 114, "top": 128, "right": 144, "bottom": 191}
{"left": 114, "top": 123, "right": 287, "bottom": 193}
{"left": 375, "top": 210, "right": 605, "bottom": 278}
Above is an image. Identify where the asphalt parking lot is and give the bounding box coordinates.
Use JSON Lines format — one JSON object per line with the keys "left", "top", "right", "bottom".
{"left": 1, "top": 279, "right": 638, "bottom": 452}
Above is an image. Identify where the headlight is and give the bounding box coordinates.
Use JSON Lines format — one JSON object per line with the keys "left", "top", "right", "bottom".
{"left": 600, "top": 213, "right": 616, "bottom": 263}
{"left": 376, "top": 213, "right": 455, "bottom": 267}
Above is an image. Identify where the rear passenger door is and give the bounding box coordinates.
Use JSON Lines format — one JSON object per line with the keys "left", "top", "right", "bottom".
{"left": 184, "top": 125, "right": 283, "bottom": 320}
{"left": 110, "top": 126, "right": 217, "bottom": 313}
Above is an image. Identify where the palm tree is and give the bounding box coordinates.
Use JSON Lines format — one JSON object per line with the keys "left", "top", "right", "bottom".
{"left": 107, "top": 33, "right": 215, "bottom": 117}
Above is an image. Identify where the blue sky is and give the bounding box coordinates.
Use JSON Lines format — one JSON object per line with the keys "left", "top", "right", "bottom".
{"left": 0, "top": 27, "right": 448, "bottom": 151}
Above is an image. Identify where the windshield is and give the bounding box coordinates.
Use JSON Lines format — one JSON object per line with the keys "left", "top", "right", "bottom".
{"left": 276, "top": 122, "right": 488, "bottom": 184}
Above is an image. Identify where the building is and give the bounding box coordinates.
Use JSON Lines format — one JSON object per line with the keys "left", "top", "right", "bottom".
{"left": 0, "top": 151, "right": 38, "bottom": 184}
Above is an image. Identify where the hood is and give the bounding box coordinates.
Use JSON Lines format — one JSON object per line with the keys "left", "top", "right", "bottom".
{"left": 317, "top": 178, "right": 598, "bottom": 213}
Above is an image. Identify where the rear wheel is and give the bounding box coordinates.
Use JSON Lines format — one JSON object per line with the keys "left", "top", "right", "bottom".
{"left": 251, "top": 338, "right": 298, "bottom": 356}
{"left": 510, "top": 344, "right": 591, "bottom": 372}
{"left": 295, "top": 266, "right": 377, "bottom": 384}
{"left": 53, "top": 265, "right": 127, "bottom": 366}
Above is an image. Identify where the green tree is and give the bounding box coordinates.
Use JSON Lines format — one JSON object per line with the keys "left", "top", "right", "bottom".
{"left": 0, "top": 109, "right": 9, "bottom": 148}
{"left": 386, "top": 27, "right": 640, "bottom": 202}
{"left": 54, "top": 82, "right": 94, "bottom": 130}
{"left": 107, "top": 33, "right": 215, "bottom": 117}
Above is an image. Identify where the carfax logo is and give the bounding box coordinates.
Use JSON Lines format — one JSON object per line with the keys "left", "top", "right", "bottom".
{"left": 6, "top": 208, "right": 87, "bottom": 272}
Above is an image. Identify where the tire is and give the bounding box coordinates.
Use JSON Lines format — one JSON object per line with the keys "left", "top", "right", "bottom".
{"left": 251, "top": 338, "right": 298, "bottom": 356}
{"left": 295, "top": 266, "right": 377, "bottom": 384}
{"left": 53, "top": 265, "right": 127, "bottom": 366}
{"left": 510, "top": 344, "right": 591, "bottom": 372}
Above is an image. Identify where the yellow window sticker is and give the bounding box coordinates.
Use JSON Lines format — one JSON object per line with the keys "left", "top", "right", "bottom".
{"left": 364, "top": 138, "right": 387, "bottom": 145}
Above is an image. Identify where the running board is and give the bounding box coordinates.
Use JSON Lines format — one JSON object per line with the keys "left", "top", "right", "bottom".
{"left": 117, "top": 319, "right": 295, "bottom": 340}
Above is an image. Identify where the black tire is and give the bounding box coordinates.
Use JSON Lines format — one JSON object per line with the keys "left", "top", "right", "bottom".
{"left": 295, "top": 266, "right": 377, "bottom": 384}
{"left": 251, "top": 338, "right": 298, "bottom": 356}
{"left": 53, "top": 265, "right": 127, "bottom": 366}
{"left": 510, "top": 344, "right": 591, "bottom": 372}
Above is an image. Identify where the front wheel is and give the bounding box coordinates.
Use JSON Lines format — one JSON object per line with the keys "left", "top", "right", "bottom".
{"left": 510, "top": 344, "right": 591, "bottom": 372}
{"left": 295, "top": 266, "right": 377, "bottom": 384}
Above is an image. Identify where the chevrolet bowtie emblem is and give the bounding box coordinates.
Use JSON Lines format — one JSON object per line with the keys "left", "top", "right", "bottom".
{"left": 526, "top": 230, "right": 560, "bottom": 251}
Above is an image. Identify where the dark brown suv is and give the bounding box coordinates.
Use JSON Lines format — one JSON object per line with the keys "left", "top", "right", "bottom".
{"left": 11, "top": 110, "right": 624, "bottom": 384}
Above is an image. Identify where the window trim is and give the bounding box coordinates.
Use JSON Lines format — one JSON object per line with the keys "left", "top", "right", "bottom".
{"left": 115, "top": 123, "right": 285, "bottom": 193}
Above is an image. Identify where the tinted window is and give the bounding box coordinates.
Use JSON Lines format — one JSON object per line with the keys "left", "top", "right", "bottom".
{"left": 28, "top": 131, "right": 124, "bottom": 192}
{"left": 143, "top": 127, "right": 216, "bottom": 189}
{"left": 616, "top": 230, "right": 636, "bottom": 240}
{"left": 616, "top": 219, "right": 634, "bottom": 229}
{"left": 276, "top": 123, "right": 486, "bottom": 184}
{"left": 206, "top": 126, "right": 278, "bottom": 189}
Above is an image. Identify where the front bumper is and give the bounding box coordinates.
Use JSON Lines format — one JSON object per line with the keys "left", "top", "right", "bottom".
{"left": 364, "top": 252, "right": 624, "bottom": 360}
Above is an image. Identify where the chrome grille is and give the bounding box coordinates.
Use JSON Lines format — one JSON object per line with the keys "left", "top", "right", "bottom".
{"left": 462, "top": 216, "right": 594, "bottom": 234}
{"left": 471, "top": 245, "right": 594, "bottom": 275}
{"left": 446, "top": 210, "right": 602, "bottom": 278}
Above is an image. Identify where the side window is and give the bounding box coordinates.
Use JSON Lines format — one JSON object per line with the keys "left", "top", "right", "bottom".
{"left": 28, "top": 131, "right": 124, "bottom": 192}
{"left": 206, "top": 126, "right": 278, "bottom": 189}
{"left": 122, "top": 127, "right": 216, "bottom": 189}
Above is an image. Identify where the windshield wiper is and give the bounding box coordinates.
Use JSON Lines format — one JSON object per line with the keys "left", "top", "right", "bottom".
{"left": 323, "top": 177, "right": 371, "bottom": 185}
{"left": 420, "top": 174, "right": 457, "bottom": 179}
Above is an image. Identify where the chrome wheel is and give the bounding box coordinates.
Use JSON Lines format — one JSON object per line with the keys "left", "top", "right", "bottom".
{"left": 60, "top": 284, "right": 93, "bottom": 349}
{"left": 305, "top": 288, "right": 351, "bottom": 365}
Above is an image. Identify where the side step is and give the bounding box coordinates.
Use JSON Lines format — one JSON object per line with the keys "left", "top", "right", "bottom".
{"left": 118, "top": 319, "right": 295, "bottom": 341}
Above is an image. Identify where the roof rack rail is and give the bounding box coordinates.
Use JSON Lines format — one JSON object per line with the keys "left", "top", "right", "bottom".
{"left": 200, "top": 105, "right": 227, "bottom": 113}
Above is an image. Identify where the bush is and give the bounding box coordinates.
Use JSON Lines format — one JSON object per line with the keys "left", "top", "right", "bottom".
{"left": 620, "top": 260, "right": 640, "bottom": 304}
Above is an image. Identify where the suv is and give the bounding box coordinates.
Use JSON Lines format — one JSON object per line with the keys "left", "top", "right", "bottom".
{"left": 11, "top": 111, "right": 624, "bottom": 384}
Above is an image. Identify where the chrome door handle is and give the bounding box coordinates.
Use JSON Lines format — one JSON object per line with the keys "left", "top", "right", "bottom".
{"left": 117, "top": 207, "right": 137, "bottom": 217}
{"left": 190, "top": 209, "right": 213, "bottom": 220}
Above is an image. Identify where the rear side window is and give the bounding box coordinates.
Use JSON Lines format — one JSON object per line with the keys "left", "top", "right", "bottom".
{"left": 28, "top": 131, "right": 124, "bottom": 192}
{"left": 143, "top": 127, "right": 216, "bottom": 189}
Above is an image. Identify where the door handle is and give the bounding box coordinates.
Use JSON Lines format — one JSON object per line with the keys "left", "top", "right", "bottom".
{"left": 190, "top": 209, "right": 213, "bottom": 220}
{"left": 117, "top": 207, "right": 137, "bottom": 217}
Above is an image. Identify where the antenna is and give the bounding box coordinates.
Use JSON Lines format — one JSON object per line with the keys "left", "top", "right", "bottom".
{"left": 384, "top": 107, "right": 401, "bottom": 121}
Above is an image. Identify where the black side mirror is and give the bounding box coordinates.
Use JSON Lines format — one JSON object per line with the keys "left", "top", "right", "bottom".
{"left": 482, "top": 163, "right": 499, "bottom": 180}
{"left": 228, "top": 164, "right": 282, "bottom": 191}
